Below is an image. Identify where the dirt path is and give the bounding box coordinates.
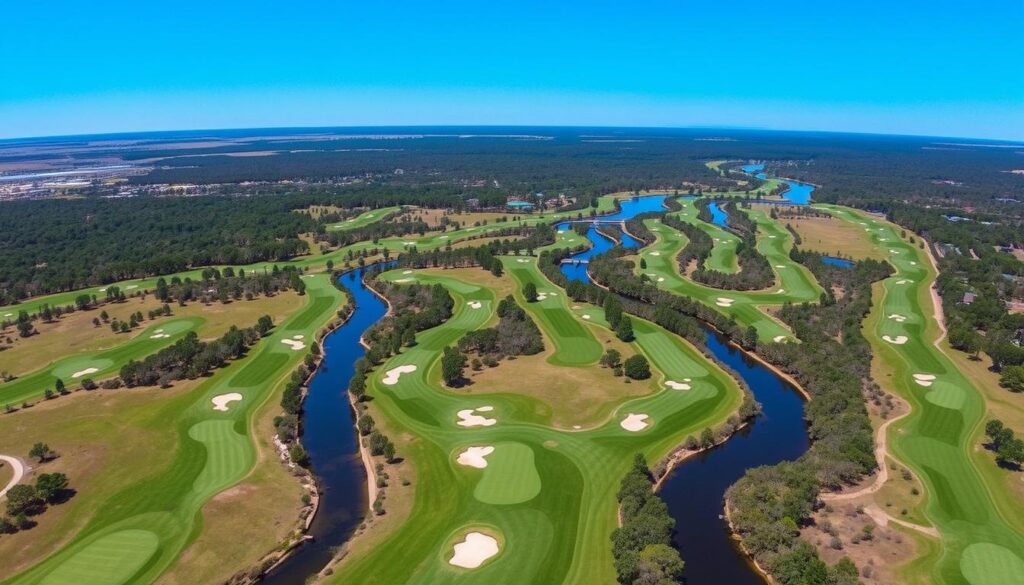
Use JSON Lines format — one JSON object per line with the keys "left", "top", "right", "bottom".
{"left": 921, "top": 237, "right": 948, "bottom": 343}
{"left": 821, "top": 400, "right": 910, "bottom": 502}
{"left": 0, "top": 455, "right": 26, "bottom": 499}
{"left": 864, "top": 504, "right": 940, "bottom": 538}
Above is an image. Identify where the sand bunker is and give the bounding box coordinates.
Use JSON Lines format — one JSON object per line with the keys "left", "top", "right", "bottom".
{"left": 211, "top": 393, "right": 243, "bottom": 411}
{"left": 657, "top": 277, "right": 665, "bottom": 282}
{"left": 440, "top": 235, "right": 449, "bottom": 239}
{"left": 402, "top": 270, "right": 413, "bottom": 274}
{"left": 715, "top": 297, "right": 735, "bottom": 307}
{"left": 394, "top": 278, "right": 413, "bottom": 283}
{"left": 124, "top": 285, "right": 138, "bottom": 290}
{"left": 895, "top": 279, "right": 912, "bottom": 285}
{"left": 909, "top": 261, "right": 917, "bottom": 265}
{"left": 883, "top": 335, "right": 909, "bottom": 345}
{"left": 620, "top": 413, "right": 650, "bottom": 432}
{"left": 456, "top": 446, "right": 495, "bottom": 469}
{"left": 581, "top": 314, "right": 592, "bottom": 320}
{"left": 402, "top": 241, "right": 416, "bottom": 246}
{"left": 457, "top": 407, "right": 497, "bottom": 428}
{"left": 382, "top": 364, "right": 418, "bottom": 385}
{"left": 773, "top": 335, "right": 789, "bottom": 343}
{"left": 776, "top": 289, "right": 786, "bottom": 294}
{"left": 913, "top": 373, "right": 936, "bottom": 387}
{"left": 71, "top": 367, "right": 99, "bottom": 379}
{"left": 649, "top": 251, "right": 661, "bottom": 256}
{"left": 150, "top": 333, "right": 170, "bottom": 339}
{"left": 775, "top": 264, "right": 787, "bottom": 268}
{"left": 281, "top": 339, "right": 307, "bottom": 351}
{"left": 516, "top": 258, "right": 529, "bottom": 263}
{"left": 449, "top": 532, "right": 500, "bottom": 569}
{"left": 467, "top": 301, "right": 483, "bottom": 309}
{"left": 768, "top": 235, "right": 777, "bottom": 239}
{"left": 665, "top": 380, "right": 691, "bottom": 390}
{"left": 536, "top": 293, "right": 548, "bottom": 301}
{"left": 888, "top": 314, "right": 907, "bottom": 323}
{"left": 293, "top": 334, "right": 304, "bottom": 340}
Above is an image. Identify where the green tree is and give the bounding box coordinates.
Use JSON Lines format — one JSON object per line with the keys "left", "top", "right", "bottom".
{"left": 523, "top": 281, "right": 538, "bottom": 302}
{"left": 29, "top": 442, "right": 53, "bottom": 463}
{"left": 636, "top": 543, "right": 684, "bottom": 582}
{"left": 603, "top": 295, "right": 623, "bottom": 328}
{"left": 402, "top": 327, "right": 417, "bottom": 347}
{"left": 441, "top": 346, "right": 466, "bottom": 386}
{"left": 999, "top": 366, "right": 1024, "bottom": 393}
{"left": 615, "top": 316, "right": 634, "bottom": 342}
{"left": 35, "top": 473, "right": 69, "bottom": 503}
{"left": 383, "top": 441, "right": 396, "bottom": 463}
{"left": 700, "top": 427, "right": 715, "bottom": 448}
{"left": 623, "top": 354, "right": 651, "bottom": 380}
{"left": 5, "top": 485, "right": 43, "bottom": 517}
{"left": 601, "top": 349, "right": 622, "bottom": 369}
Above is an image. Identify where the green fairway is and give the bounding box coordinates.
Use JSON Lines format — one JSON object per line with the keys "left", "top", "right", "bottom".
{"left": 636, "top": 204, "right": 822, "bottom": 342}
{"left": 672, "top": 197, "right": 740, "bottom": 273}
{"left": 822, "top": 205, "right": 1024, "bottom": 585}
{"left": 3, "top": 274, "right": 345, "bottom": 585}
{"left": 325, "top": 206, "right": 402, "bottom": 231}
{"left": 503, "top": 256, "right": 602, "bottom": 366}
{"left": 334, "top": 267, "right": 743, "bottom": 584}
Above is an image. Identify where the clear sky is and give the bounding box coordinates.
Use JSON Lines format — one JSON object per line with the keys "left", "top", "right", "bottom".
{"left": 2, "top": 1, "right": 1022, "bottom": 140}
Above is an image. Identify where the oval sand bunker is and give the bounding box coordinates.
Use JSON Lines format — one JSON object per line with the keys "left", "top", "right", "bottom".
{"left": 449, "top": 532, "right": 500, "bottom": 569}
{"left": 211, "top": 393, "right": 243, "bottom": 411}
{"left": 71, "top": 367, "right": 99, "bottom": 379}
{"left": 457, "top": 407, "right": 497, "bottom": 427}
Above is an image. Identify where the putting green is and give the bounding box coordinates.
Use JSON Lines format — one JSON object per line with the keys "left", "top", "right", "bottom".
{"left": 472, "top": 442, "right": 542, "bottom": 505}
{"left": 38, "top": 529, "right": 159, "bottom": 585}
{"left": 959, "top": 543, "right": 1024, "bottom": 585}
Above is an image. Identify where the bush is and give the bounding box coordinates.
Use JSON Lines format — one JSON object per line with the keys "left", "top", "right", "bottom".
{"left": 623, "top": 355, "right": 651, "bottom": 380}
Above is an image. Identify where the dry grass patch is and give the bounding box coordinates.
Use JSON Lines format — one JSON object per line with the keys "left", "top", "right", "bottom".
{"left": 784, "top": 214, "right": 885, "bottom": 260}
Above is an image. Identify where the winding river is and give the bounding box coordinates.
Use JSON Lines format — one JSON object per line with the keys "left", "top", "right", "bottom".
{"left": 277, "top": 181, "right": 814, "bottom": 584}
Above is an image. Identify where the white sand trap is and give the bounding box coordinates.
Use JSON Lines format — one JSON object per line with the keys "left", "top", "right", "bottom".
{"left": 449, "top": 532, "right": 500, "bottom": 569}
{"left": 211, "top": 393, "right": 243, "bottom": 412}
{"left": 649, "top": 251, "right": 661, "bottom": 256}
{"left": 573, "top": 425, "right": 582, "bottom": 429}
{"left": 3, "top": 313, "right": 12, "bottom": 318}
{"left": 859, "top": 222, "right": 867, "bottom": 225}
{"left": 888, "top": 314, "right": 907, "bottom": 323}
{"left": 776, "top": 289, "right": 786, "bottom": 294}
{"left": 890, "top": 250, "right": 900, "bottom": 254}
{"left": 293, "top": 334, "right": 304, "bottom": 340}
{"left": 883, "top": 335, "right": 909, "bottom": 345}
{"left": 281, "top": 339, "right": 307, "bottom": 351}
{"left": 773, "top": 335, "right": 789, "bottom": 343}
{"left": 402, "top": 241, "right": 416, "bottom": 246}
{"left": 913, "top": 374, "right": 936, "bottom": 387}
{"left": 657, "top": 277, "right": 665, "bottom": 282}
{"left": 0, "top": 455, "right": 26, "bottom": 500}
{"left": 456, "top": 446, "right": 495, "bottom": 469}
{"left": 768, "top": 235, "right": 777, "bottom": 239}
{"left": 150, "top": 333, "right": 170, "bottom": 339}
{"left": 124, "top": 285, "right": 138, "bottom": 290}
{"left": 516, "top": 258, "right": 529, "bottom": 263}
{"left": 895, "top": 279, "right": 912, "bottom": 285}
{"left": 402, "top": 270, "right": 413, "bottom": 274}
{"left": 665, "top": 380, "right": 691, "bottom": 390}
{"left": 457, "top": 407, "right": 497, "bottom": 427}
{"left": 467, "top": 301, "right": 483, "bottom": 309}
{"left": 620, "top": 413, "right": 650, "bottom": 432}
{"left": 440, "top": 235, "right": 449, "bottom": 239}
{"left": 71, "top": 367, "right": 99, "bottom": 379}
{"left": 910, "top": 261, "right": 917, "bottom": 265}
{"left": 715, "top": 297, "right": 735, "bottom": 307}
{"left": 394, "top": 278, "right": 413, "bottom": 283}
{"left": 382, "top": 364, "right": 418, "bottom": 385}
{"left": 98, "top": 288, "right": 107, "bottom": 292}
{"left": 536, "top": 294, "right": 548, "bottom": 301}
{"left": 775, "top": 264, "right": 787, "bottom": 268}
{"left": 581, "top": 314, "right": 592, "bottom": 320}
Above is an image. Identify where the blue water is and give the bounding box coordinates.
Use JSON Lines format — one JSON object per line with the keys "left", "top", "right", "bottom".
{"left": 600, "top": 194, "right": 669, "bottom": 221}
{"left": 564, "top": 219, "right": 809, "bottom": 585}
{"left": 740, "top": 163, "right": 814, "bottom": 204}
{"left": 740, "top": 163, "right": 764, "bottom": 173}
{"left": 822, "top": 256, "right": 855, "bottom": 268}
{"left": 262, "top": 264, "right": 392, "bottom": 585}
{"left": 708, "top": 201, "right": 729, "bottom": 228}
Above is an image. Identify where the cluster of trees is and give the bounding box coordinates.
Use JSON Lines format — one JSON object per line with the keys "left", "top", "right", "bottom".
{"left": 984, "top": 420, "right": 1024, "bottom": 468}
{"left": 0, "top": 195, "right": 315, "bottom": 302}
{"left": 602, "top": 295, "right": 635, "bottom": 342}
{"left": 120, "top": 317, "right": 272, "bottom": 387}
{"left": 611, "top": 454, "right": 685, "bottom": 585}
{"left": 153, "top": 265, "right": 308, "bottom": 305}
{"left": 458, "top": 295, "right": 544, "bottom": 361}
{"left": 395, "top": 225, "right": 558, "bottom": 271}
{"left": 1, "top": 443, "right": 72, "bottom": 536}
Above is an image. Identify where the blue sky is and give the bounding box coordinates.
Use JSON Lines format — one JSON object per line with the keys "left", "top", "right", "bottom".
{"left": 2, "top": 1, "right": 1022, "bottom": 140}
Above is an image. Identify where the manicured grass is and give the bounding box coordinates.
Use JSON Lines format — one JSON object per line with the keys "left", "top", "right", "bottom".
{"left": 324, "top": 206, "right": 402, "bottom": 231}
{"left": 637, "top": 205, "right": 821, "bottom": 341}
{"left": 2, "top": 275, "right": 344, "bottom": 585}
{"left": 823, "top": 205, "right": 1024, "bottom": 584}
{"left": 332, "top": 267, "right": 743, "bottom": 584}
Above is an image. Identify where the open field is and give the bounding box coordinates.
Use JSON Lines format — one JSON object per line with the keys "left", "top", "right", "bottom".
{"left": 327, "top": 266, "right": 742, "bottom": 584}
{"left": 822, "top": 205, "right": 1024, "bottom": 585}
{"left": 778, "top": 210, "right": 887, "bottom": 260}
{"left": 1, "top": 274, "right": 344, "bottom": 585}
